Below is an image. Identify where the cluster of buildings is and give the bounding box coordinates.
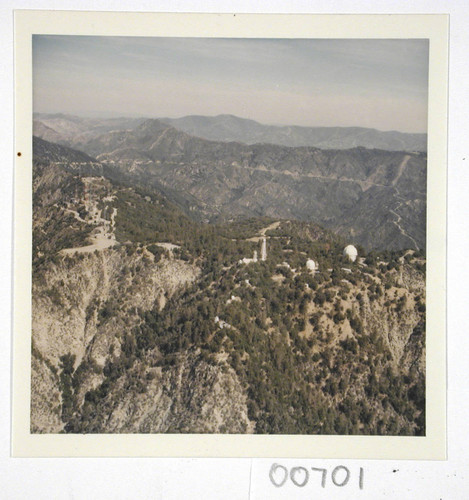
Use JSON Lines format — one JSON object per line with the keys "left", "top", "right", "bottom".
{"left": 239, "top": 234, "right": 357, "bottom": 271}
{"left": 220, "top": 240, "right": 358, "bottom": 330}
{"left": 238, "top": 237, "right": 267, "bottom": 265}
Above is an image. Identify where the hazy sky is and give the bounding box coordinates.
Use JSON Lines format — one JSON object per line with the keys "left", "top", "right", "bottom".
{"left": 33, "top": 36, "right": 429, "bottom": 133}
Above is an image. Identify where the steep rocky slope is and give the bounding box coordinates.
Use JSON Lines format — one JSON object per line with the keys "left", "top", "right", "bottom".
{"left": 31, "top": 246, "right": 200, "bottom": 433}
{"left": 71, "top": 349, "right": 252, "bottom": 434}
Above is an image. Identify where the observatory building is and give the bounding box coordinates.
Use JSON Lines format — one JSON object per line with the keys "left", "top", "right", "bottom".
{"left": 343, "top": 245, "right": 358, "bottom": 262}
{"left": 239, "top": 250, "right": 258, "bottom": 265}
{"left": 239, "top": 238, "right": 267, "bottom": 265}
{"left": 306, "top": 259, "right": 317, "bottom": 272}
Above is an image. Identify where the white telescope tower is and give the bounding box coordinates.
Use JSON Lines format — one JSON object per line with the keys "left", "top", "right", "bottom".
{"left": 261, "top": 237, "right": 267, "bottom": 261}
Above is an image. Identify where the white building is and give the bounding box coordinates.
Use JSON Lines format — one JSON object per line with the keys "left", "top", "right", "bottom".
{"left": 343, "top": 245, "right": 358, "bottom": 262}
{"left": 239, "top": 249, "right": 258, "bottom": 265}
{"left": 214, "top": 316, "right": 232, "bottom": 329}
{"left": 306, "top": 259, "right": 317, "bottom": 272}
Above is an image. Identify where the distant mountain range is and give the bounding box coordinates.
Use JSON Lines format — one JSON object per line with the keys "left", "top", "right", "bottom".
{"left": 33, "top": 117, "right": 427, "bottom": 251}
{"left": 33, "top": 113, "right": 147, "bottom": 150}
{"left": 161, "top": 114, "right": 427, "bottom": 152}
{"left": 34, "top": 112, "right": 427, "bottom": 152}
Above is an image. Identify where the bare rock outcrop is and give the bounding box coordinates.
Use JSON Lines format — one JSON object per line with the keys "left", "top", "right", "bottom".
{"left": 31, "top": 247, "right": 199, "bottom": 432}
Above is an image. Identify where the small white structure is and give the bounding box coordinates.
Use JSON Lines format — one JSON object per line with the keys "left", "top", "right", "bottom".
{"left": 343, "top": 245, "right": 358, "bottom": 262}
{"left": 239, "top": 249, "right": 258, "bottom": 265}
{"left": 214, "top": 316, "right": 231, "bottom": 329}
{"left": 226, "top": 295, "right": 241, "bottom": 305}
{"left": 261, "top": 237, "right": 267, "bottom": 261}
{"left": 306, "top": 259, "right": 317, "bottom": 272}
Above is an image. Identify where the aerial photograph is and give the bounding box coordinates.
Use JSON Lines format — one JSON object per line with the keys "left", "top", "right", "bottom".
{"left": 31, "top": 36, "right": 428, "bottom": 435}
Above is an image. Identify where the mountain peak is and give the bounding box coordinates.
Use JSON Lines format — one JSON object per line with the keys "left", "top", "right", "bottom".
{"left": 137, "top": 118, "right": 172, "bottom": 134}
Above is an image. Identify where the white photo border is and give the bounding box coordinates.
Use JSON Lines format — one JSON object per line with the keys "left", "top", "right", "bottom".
{"left": 13, "top": 10, "right": 448, "bottom": 459}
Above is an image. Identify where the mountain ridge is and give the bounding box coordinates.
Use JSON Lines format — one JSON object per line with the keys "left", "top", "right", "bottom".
{"left": 63, "top": 118, "right": 426, "bottom": 251}
{"left": 34, "top": 112, "right": 427, "bottom": 152}
{"left": 149, "top": 114, "right": 427, "bottom": 152}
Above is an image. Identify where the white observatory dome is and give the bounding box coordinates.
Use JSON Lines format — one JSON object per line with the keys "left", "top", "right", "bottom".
{"left": 306, "top": 259, "right": 316, "bottom": 271}
{"left": 343, "top": 245, "right": 358, "bottom": 262}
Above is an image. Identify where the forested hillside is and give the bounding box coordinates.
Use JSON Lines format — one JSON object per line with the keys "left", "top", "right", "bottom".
{"left": 31, "top": 138, "right": 426, "bottom": 435}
